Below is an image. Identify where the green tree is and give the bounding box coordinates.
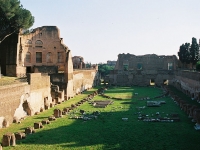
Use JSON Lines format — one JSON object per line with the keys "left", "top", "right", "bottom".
{"left": 0, "top": 0, "right": 34, "bottom": 43}
{"left": 178, "top": 43, "right": 190, "bottom": 68}
{"left": 196, "top": 61, "right": 200, "bottom": 71}
{"left": 189, "top": 37, "right": 200, "bottom": 68}
{"left": 98, "top": 63, "right": 114, "bottom": 78}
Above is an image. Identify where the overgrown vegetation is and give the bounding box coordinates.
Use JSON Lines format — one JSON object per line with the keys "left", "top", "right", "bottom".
{"left": 98, "top": 63, "right": 114, "bottom": 78}
{"left": 1, "top": 86, "right": 200, "bottom": 150}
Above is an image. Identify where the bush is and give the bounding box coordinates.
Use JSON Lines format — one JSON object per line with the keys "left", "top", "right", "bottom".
{"left": 196, "top": 61, "right": 200, "bottom": 71}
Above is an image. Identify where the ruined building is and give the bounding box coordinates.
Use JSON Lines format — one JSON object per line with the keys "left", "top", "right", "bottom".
{"left": 72, "top": 56, "right": 85, "bottom": 69}
{"left": 108, "top": 53, "right": 178, "bottom": 86}
{"left": 0, "top": 26, "right": 69, "bottom": 76}
{"left": 0, "top": 26, "right": 100, "bottom": 128}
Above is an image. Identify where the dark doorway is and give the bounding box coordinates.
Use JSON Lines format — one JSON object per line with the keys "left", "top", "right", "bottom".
{"left": 26, "top": 67, "right": 32, "bottom": 73}
{"left": 22, "top": 100, "right": 32, "bottom": 115}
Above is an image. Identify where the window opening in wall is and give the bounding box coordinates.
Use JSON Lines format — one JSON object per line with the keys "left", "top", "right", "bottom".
{"left": 25, "top": 39, "right": 32, "bottom": 47}
{"left": 35, "top": 40, "right": 43, "bottom": 48}
{"left": 57, "top": 52, "right": 63, "bottom": 63}
{"left": 163, "top": 79, "right": 168, "bottom": 85}
{"left": 26, "top": 52, "right": 31, "bottom": 63}
{"left": 26, "top": 67, "right": 31, "bottom": 73}
{"left": 150, "top": 79, "right": 155, "bottom": 86}
{"left": 36, "top": 52, "right": 42, "bottom": 63}
{"left": 54, "top": 47, "right": 56, "bottom": 49}
{"left": 168, "top": 62, "right": 173, "bottom": 70}
{"left": 137, "top": 63, "right": 142, "bottom": 70}
{"left": 123, "top": 64, "right": 128, "bottom": 71}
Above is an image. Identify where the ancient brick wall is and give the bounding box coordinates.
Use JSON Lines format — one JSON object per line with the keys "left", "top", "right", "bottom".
{"left": 0, "top": 73, "right": 52, "bottom": 128}
{"left": 0, "top": 83, "right": 30, "bottom": 128}
{"left": 0, "top": 26, "right": 70, "bottom": 77}
{"left": 173, "top": 70, "right": 200, "bottom": 100}
{"left": 109, "top": 53, "right": 177, "bottom": 86}
{"left": 115, "top": 53, "right": 178, "bottom": 70}
{"left": 73, "top": 70, "right": 99, "bottom": 95}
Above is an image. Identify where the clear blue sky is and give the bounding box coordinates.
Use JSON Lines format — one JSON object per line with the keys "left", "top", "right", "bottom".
{"left": 20, "top": 0, "right": 200, "bottom": 64}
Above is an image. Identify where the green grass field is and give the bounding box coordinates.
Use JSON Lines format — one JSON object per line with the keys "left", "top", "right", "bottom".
{"left": 1, "top": 86, "right": 200, "bottom": 150}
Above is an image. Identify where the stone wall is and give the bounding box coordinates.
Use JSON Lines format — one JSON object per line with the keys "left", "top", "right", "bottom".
{"left": 0, "top": 73, "right": 52, "bottom": 128}
{"left": 108, "top": 69, "right": 174, "bottom": 86}
{"left": 108, "top": 53, "right": 178, "bottom": 86}
{"left": 73, "top": 70, "right": 99, "bottom": 95}
{"left": 0, "top": 83, "right": 29, "bottom": 128}
{"left": 173, "top": 70, "right": 200, "bottom": 100}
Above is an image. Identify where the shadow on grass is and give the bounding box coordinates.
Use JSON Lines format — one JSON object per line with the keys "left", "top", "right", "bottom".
{"left": 12, "top": 86, "right": 200, "bottom": 150}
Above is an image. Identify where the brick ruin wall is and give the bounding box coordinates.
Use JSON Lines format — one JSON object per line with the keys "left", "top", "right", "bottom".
{"left": 49, "top": 69, "right": 100, "bottom": 99}
{"left": 72, "top": 70, "right": 99, "bottom": 95}
{"left": 0, "top": 83, "right": 29, "bottom": 128}
{"left": 0, "top": 73, "right": 52, "bottom": 128}
{"left": 108, "top": 70, "right": 174, "bottom": 86}
{"left": 173, "top": 70, "right": 200, "bottom": 100}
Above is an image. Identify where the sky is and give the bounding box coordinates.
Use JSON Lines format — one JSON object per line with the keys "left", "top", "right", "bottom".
{"left": 20, "top": 0, "right": 200, "bottom": 64}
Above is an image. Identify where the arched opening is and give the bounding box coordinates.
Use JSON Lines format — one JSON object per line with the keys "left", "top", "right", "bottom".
{"left": 44, "top": 97, "right": 49, "bottom": 110}
{"left": 163, "top": 79, "right": 168, "bottom": 85}
{"left": 22, "top": 100, "right": 32, "bottom": 116}
{"left": 35, "top": 40, "right": 43, "bottom": 48}
{"left": 150, "top": 79, "right": 155, "bottom": 86}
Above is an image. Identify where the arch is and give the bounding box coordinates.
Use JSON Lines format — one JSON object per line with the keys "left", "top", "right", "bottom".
{"left": 26, "top": 52, "right": 31, "bottom": 63}
{"left": 46, "top": 52, "right": 53, "bottom": 63}
{"left": 22, "top": 93, "right": 32, "bottom": 116}
{"left": 25, "top": 39, "right": 32, "bottom": 44}
{"left": 35, "top": 40, "right": 43, "bottom": 48}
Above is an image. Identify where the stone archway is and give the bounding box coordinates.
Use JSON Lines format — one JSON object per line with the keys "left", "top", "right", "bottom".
{"left": 22, "top": 94, "right": 32, "bottom": 116}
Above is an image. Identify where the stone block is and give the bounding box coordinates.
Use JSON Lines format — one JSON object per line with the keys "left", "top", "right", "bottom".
{"left": 34, "top": 122, "right": 43, "bottom": 129}
{"left": 2, "top": 133, "right": 16, "bottom": 147}
{"left": 15, "top": 132, "right": 26, "bottom": 140}
{"left": 25, "top": 127, "right": 35, "bottom": 134}
{"left": 41, "top": 120, "right": 50, "bottom": 125}
{"left": 48, "top": 116, "right": 56, "bottom": 121}
{"left": 53, "top": 109, "right": 62, "bottom": 118}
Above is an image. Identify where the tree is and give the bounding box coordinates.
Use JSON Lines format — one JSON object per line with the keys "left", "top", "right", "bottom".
{"left": 0, "top": 0, "right": 34, "bottom": 43}
{"left": 189, "top": 37, "right": 200, "bottom": 68}
{"left": 196, "top": 61, "right": 200, "bottom": 71}
{"left": 178, "top": 43, "right": 190, "bottom": 68}
{"left": 98, "top": 63, "right": 114, "bottom": 78}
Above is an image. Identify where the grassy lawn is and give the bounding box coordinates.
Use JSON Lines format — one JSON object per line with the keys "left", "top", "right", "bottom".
{"left": 0, "top": 76, "right": 26, "bottom": 86}
{"left": 1, "top": 86, "right": 200, "bottom": 150}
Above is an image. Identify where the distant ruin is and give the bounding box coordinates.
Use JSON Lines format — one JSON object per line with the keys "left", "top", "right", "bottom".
{"left": 107, "top": 53, "right": 200, "bottom": 101}
{"left": 108, "top": 53, "right": 178, "bottom": 86}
